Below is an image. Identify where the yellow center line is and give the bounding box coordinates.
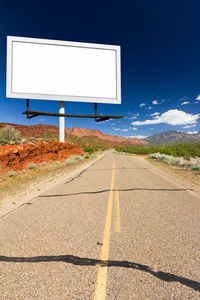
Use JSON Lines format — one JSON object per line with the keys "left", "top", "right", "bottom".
{"left": 114, "top": 189, "right": 120, "bottom": 233}
{"left": 93, "top": 158, "right": 115, "bottom": 300}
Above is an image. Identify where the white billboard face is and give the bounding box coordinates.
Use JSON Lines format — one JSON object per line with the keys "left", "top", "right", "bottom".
{"left": 6, "top": 36, "right": 121, "bottom": 104}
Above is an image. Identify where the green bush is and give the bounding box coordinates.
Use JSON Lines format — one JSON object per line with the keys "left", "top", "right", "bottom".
{"left": 8, "top": 171, "right": 18, "bottom": 177}
{"left": 39, "top": 132, "right": 58, "bottom": 141}
{"left": 0, "top": 126, "right": 20, "bottom": 145}
{"left": 74, "top": 155, "right": 84, "bottom": 161}
{"left": 28, "top": 163, "right": 37, "bottom": 169}
{"left": 9, "top": 140, "right": 20, "bottom": 145}
{"left": 65, "top": 155, "right": 84, "bottom": 165}
{"left": 66, "top": 157, "right": 76, "bottom": 165}
{"left": 0, "top": 138, "right": 8, "bottom": 146}
{"left": 82, "top": 146, "right": 94, "bottom": 154}
{"left": 21, "top": 138, "right": 28, "bottom": 144}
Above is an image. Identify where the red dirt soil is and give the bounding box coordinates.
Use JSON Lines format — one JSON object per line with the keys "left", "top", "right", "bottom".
{"left": 0, "top": 141, "right": 84, "bottom": 171}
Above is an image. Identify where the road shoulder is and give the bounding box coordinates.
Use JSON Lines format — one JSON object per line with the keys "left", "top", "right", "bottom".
{"left": 0, "top": 152, "right": 105, "bottom": 218}
{"left": 132, "top": 155, "right": 200, "bottom": 198}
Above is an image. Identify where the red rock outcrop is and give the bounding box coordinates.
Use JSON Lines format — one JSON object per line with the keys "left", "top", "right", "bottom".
{"left": 66, "top": 127, "right": 148, "bottom": 146}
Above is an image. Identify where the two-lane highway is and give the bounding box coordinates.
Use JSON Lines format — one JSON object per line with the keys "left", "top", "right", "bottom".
{"left": 1, "top": 151, "right": 200, "bottom": 299}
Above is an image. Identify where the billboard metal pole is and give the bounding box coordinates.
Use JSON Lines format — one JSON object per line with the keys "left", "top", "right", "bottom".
{"left": 59, "top": 101, "right": 65, "bottom": 142}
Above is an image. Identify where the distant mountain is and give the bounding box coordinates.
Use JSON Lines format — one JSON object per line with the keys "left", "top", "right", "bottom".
{"left": 145, "top": 130, "right": 200, "bottom": 145}
{"left": 66, "top": 127, "right": 148, "bottom": 146}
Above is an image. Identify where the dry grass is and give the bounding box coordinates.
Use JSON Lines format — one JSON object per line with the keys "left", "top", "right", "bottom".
{"left": 147, "top": 157, "right": 200, "bottom": 185}
{"left": 0, "top": 155, "right": 95, "bottom": 201}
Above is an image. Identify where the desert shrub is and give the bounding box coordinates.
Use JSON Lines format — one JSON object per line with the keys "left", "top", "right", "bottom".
{"left": 149, "top": 153, "right": 200, "bottom": 171}
{"left": 0, "top": 126, "right": 20, "bottom": 145}
{"left": 74, "top": 155, "right": 84, "bottom": 161}
{"left": 21, "top": 138, "right": 28, "bottom": 144}
{"left": 40, "top": 132, "right": 58, "bottom": 141}
{"left": 82, "top": 146, "right": 94, "bottom": 154}
{"left": 85, "top": 155, "right": 90, "bottom": 159}
{"left": 8, "top": 171, "right": 17, "bottom": 177}
{"left": 9, "top": 140, "right": 19, "bottom": 145}
{"left": 66, "top": 155, "right": 84, "bottom": 165}
{"left": 66, "top": 157, "right": 76, "bottom": 165}
{"left": 29, "top": 138, "right": 37, "bottom": 143}
{"left": 28, "top": 163, "right": 37, "bottom": 169}
{"left": 0, "top": 138, "right": 8, "bottom": 146}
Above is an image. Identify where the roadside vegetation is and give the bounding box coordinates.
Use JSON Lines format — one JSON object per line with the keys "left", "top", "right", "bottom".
{"left": 0, "top": 126, "right": 111, "bottom": 154}
{"left": 0, "top": 126, "right": 107, "bottom": 201}
{"left": 0, "top": 126, "right": 21, "bottom": 145}
{"left": 149, "top": 153, "right": 200, "bottom": 172}
{"left": 0, "top": 151, "right": 97, "bottom": 200}
{"left": 115, "top": 144, "right": 200, "bottom": 159}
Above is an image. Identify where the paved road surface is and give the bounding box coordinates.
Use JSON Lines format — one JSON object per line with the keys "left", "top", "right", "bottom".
{"left": 1, "top": 151, "right": 200, "bottom": 299}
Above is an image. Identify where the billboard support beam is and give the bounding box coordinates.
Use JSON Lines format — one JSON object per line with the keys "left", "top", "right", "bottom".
{"left": 94, "top": 103, "right": 97, "bottom": 122}
{"left": 26, "top": 99, "right": 39, "bottom": 119}
{"left": 59, "top": 101, "right": 65, "bottom": 143}
{"left": 23, "top": 110, "right": 124, "bottom": 120}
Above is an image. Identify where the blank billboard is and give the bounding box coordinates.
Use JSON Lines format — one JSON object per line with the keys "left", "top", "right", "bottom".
{"left": 6, "top": 36, "right": 121, "bottom": 104}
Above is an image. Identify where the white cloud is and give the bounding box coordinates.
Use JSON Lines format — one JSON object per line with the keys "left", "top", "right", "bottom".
{"left": 112, "top": 128, "right": 128, "bottom": 132}
{"left": 132, "top": 109, "right": 200, "bottom": 126}
{"left": 139, "top": 103, "right": 146, "bottom": 107}
{"left": 181, "top": 101, "right": 190, "bottom": 105}
{"left": 129, "top": 114, "right": 139, "bottom": 120}
{"left": 183, "top": 124, "right": 196, "bottom": 128}
{"left": 132, "top": 127, "right": 137, "bottom": 131}
{"left": 127, "top": 135, "right": 148, "bottom": 139}
{"left": 152, "top": 100, "right": 158, "bottom": 105}
{"left": 196, "top": 95, "right": 200, "bottom": 101}
{"left": 187, "top": 131, "right": 198, "bottom": 134}
{"left": 112, "top": 127, "right": 120, "bottom": 131}
{"left": 147, "top": 106, "right": 152, "bottom": 110}
{"left": 150, "top": 112, "right": 160, "bottom": 116}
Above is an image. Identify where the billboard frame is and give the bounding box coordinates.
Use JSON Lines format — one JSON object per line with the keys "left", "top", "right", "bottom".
{"left": 6, "top": 36, "right": 121, "bottom": 104}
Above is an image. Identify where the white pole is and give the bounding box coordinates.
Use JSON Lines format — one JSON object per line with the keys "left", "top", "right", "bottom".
{"left": 59, "top": 101, "right": 65, "bottom": 143}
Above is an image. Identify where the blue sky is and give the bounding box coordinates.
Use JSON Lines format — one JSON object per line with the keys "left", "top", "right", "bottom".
{"left": 0, "top": 0, "right": 200, "bottom": 139}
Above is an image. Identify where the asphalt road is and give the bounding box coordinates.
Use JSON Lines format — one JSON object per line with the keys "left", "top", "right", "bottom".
{"left": 1, "top": 151, "right": 200, "bottom": 299}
